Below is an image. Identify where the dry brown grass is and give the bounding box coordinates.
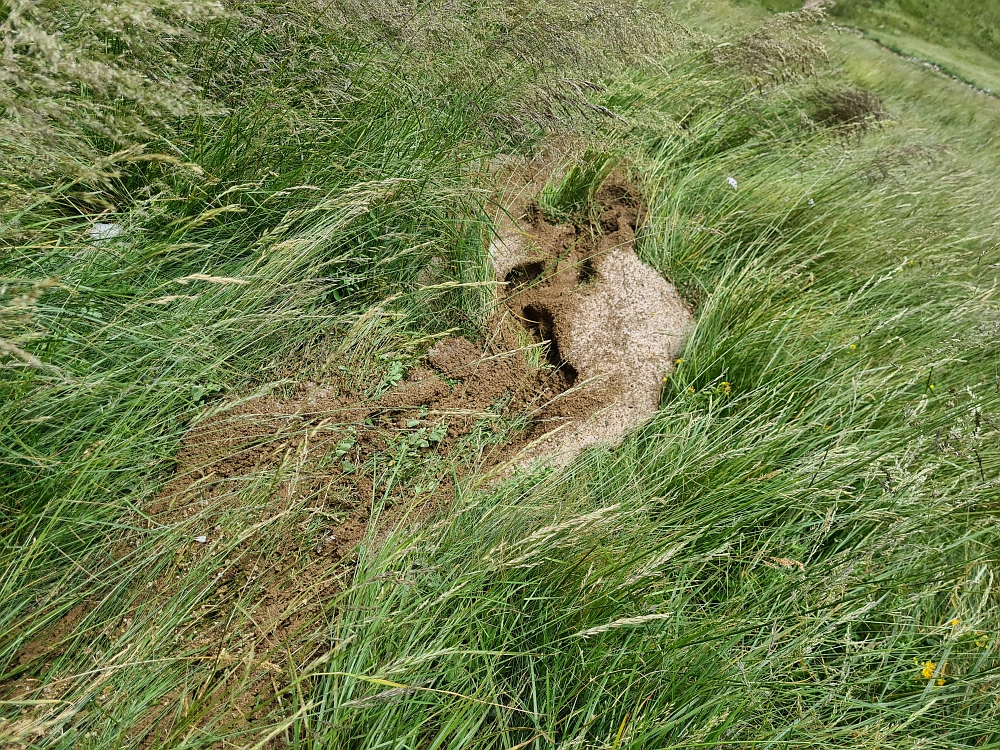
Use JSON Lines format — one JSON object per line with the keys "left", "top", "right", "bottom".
{"left": 0, "top": 0, "right": 225, "bottom": 188}
{"left": 811, "top": 86, "right": 890, "bottom": 133}
{"left": 711, "top": 6, "right": 830, "bottom": 91}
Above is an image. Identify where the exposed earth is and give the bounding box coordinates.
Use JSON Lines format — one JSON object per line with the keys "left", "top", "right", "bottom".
{"left": 492, "top": 176, "right": 693, "bottom": 466}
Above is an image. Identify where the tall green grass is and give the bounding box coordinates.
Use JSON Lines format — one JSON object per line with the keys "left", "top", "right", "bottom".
{"left": 2, "top": 2, "right": 1000, "bottom": 748}
{"left": 308, "top": 46, "right": 1000, "bottom": 750}
{"left": 1, "top": 0, "right": 662, "bottom": 745}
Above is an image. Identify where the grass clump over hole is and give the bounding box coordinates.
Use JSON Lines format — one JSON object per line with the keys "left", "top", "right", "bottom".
{"left": 538, "top": 149, "right": 622, "bottom": 221}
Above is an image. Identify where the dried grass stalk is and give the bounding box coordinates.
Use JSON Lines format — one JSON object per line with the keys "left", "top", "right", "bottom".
{"left": 711, "top": 7, "right": 830, "bottom": 92}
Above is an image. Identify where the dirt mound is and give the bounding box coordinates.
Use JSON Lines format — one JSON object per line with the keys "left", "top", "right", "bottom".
{"left": 128, "top": 173, "right": 691, "bottom": 709}
{"left": 494, "top": 178, "right": 693, "bottom": 465}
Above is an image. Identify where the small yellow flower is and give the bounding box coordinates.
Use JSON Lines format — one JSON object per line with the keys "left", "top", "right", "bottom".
{"left": 675, "top": 358, "right": 684, "bottom": 365}
{"left": 849, "top": 344, "right": 857, "bottom": 350}
{"left": 948, "top": 617, "right": 960, "bottom": 626}
{"left": 721, "top": 381, "right": 731, "bottom": 394}
{"left": 687, "top": 386, "right": 695, "bottom": 394}
{"left": 929, "top": 384, "right": 935, "bottom": 390}
{"left": 912, "top": 658, "right": 947, "bottom": 687}
{"left": 920, "top": 660, "right": 936, "bottom": 680}
{"left": 975, "top": 633, "right": 990, "bottom": 648}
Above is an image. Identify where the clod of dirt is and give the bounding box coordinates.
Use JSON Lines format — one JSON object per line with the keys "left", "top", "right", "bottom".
{"left": 495, "top": 178, "right": 693, "bottom": 466}
{"left": 426, "top": 336, "right": 483, "bottom": 375}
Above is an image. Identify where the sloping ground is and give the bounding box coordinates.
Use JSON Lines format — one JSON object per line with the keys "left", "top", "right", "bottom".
{"left": 747, "top": 0, "right": 1000, "bottom": 94}
{"left": 2, "top": 172, "right": 694, "bottom": 743}
{"left": 4, "top": 3, "right": 1000, "bottom": 747}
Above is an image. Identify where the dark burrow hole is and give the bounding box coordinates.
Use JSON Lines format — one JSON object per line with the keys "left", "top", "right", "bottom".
{"left": 505, "top": 261, "right": 545, "bottom": 288}
{"left": 578, "top": 256, "right": 596, "bottom": 283}
{"left": 522, "top": 304, "right": 578, "bottom": 387}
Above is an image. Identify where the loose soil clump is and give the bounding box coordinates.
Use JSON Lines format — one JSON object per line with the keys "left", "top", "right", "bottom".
{"left": 492, "top": 176, "right": 693, "bottom": 465}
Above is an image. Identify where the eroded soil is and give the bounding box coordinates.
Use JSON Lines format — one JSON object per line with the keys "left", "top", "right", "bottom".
{"left": 494, "top": 178, "right": 693, "bottom": 465}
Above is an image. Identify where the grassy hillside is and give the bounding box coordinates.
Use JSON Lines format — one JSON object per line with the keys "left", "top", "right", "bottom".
{"left": 3, "top": 2, "right": 1000, "bottom": 748}
{"left": 833, "top": 0, "right": 1000, "bottom": 60}
{"left": 739, "top": 0, "right": 1000, "bottom": 55}
{"left": 738, "top": 0, "right": 1000, "bottom": 92}
{"left": 834, "top": 0, "right": 1000, "bottom": 94}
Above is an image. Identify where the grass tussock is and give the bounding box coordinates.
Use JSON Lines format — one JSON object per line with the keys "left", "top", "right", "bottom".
{"left": 809, "top": 86, "right": 890, "bottom": 133}
{"left": 709, "top": 5, "right": 829, "bottom": 91}
{"left": 2, "top": 1, "right": 1000, "bottom": 748}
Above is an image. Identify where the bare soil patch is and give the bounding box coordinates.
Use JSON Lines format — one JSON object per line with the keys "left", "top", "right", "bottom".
{"left": 492, "top": 176, "right": 693, "bottom": 466}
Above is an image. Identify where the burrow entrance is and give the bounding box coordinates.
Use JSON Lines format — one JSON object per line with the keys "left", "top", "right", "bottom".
{"left": 490, "top": 176, "right": 694, "bottom": 466}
